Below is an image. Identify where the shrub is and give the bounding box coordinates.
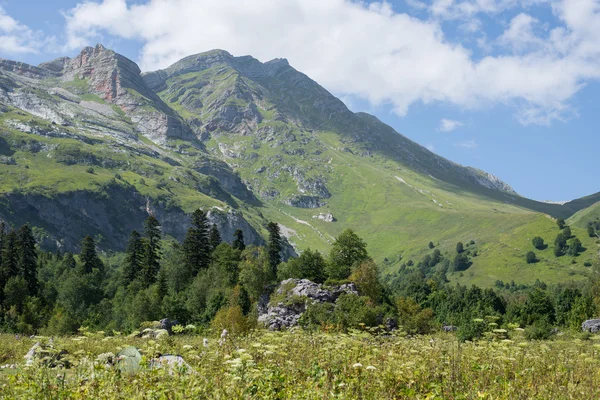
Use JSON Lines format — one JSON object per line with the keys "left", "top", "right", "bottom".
{"left": 525, "top": 319, "right": 553, "bottom": 341}
{"left": 210, "top": 305, "right": 249, "bottom": 336}
{"left": 396, "top": 297, "right": 434, "bottom": 334}
{"left": 86, "top": 167, "right": 95, "bottom": 174}
{"left": 526, "top": 251, "right": 537, "bottom": 264}
{"left": 532, "top": 236, "right": 545, "bottom": 250}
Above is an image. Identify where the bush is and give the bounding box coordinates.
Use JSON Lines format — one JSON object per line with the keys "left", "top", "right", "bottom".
{"left": 532, "top": 236, "right": 545, "bottom": 250}
{"left": 428, "top": 241, "right": 435, "bottom": 249}
{"left": 525, "top": 319, "right": 553, "bottom": 341}
{"left": 210, "top": 305, "right": 249, "bottom": 336}
{"left": 86, "top": 167, "right": 95, "bottom": 174}
{"left": 396, "top": 297, "right": 434, "bottom": 334}
{"left": 526, "top": 251, "right": 537, "bottom": 264}
{"left": 457, "top": 319, "right": 485, "bottom": 342}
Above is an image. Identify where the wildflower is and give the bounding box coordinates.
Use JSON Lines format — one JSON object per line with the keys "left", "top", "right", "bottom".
{"left": 183, "top": 345, "right": 193, "bottom": 351}
{"left": 203, "top": 338, "right": 209, "bottom": 347}
{"left": 366, "top": 365, "right": 376, "bottom": 371}
{"left": 353, "top": 363, "right": 363, "bottom": 369}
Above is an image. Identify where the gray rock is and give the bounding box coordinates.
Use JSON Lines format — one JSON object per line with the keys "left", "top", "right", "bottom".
{"left": 442, "top": 325, "right": 458, "bottom": 332}
{"left": 258, "top": 279, "right": 359, "bottom": 331}
{"left": 582, "top": 319, "right": 600, "bottom": 333}
{"left": 159, "top": 318, "right": 179, "bottom": 334}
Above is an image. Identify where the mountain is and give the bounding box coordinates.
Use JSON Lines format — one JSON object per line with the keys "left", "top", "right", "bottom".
{"left": 0, "top": 44, "right": 598, "bottom": 286}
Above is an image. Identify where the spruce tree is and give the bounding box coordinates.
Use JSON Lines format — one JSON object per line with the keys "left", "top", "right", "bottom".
{"left": 2, "top": 230, "right": 18, "bottom": 280}
{"left": 267, "top": 222, "right": 282, "bottom": 278}
{"left": 209, "top": 224, "right": 222, "bottom": 251}
{"left": 122, "top": 230, "right": 143, "bottom": 285}
{"left": 232, "top": 229, "right": 245, "bottom": 251}
{"left": 141, "top": 215, "right": 162, "bottom": 286}
{"left": 238, "top": 285, "right": 251, "bottom": 315}
{"left": 183, "top": 208, "right": 211, "bottom": 276}
{"left": 157, "top": 267, "right": 169, "bottom": 300}
{"left": 80, "top": 236, "right": 103, "bottom": 274}
{"left": 0, "top": 222, "right": 5, "bottom": 273}
{"left": 16, "top": 225, "right": 38, "bottom": 296}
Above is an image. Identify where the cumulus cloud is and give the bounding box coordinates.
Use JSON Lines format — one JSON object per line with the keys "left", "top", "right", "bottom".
{"left": 61, "top": 0, "right": 600, "bottom": 125}
{"left": 439, "top": 118, "right": 465, "bottom": 132}
{"left": 0, "top": 7, "right": 45, "bottom": 54}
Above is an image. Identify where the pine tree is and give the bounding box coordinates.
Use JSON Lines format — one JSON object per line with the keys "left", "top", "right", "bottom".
{"left": 80, "top": 236, "right": 103, "bottom": 274}
{"left": 122, "top": 230, "right": 143, "bottom": 285}
{"left": 267, "top": 222, "right": 282, "bottom": 278}
{"left": 141, "top": 215, "right": 162, "bottom": 287}
{"left": 232, "top": 229, "right": 245, "bottom": 251}
{"left": 157, "top": 267, "right": 169, "bottom": 300}
{"left": 209, "top": 224, "right": 222, "bottom": 251}
{"left": 0, "top": 222, "right": 5, "bottom": 273}
{"left": 16, "top": 225, "right": 38, "bottom": 296}
{"left": 183, "top": 209, "right": 211, "bottom": 276}
{"left": 2, "top": 230, "right": 18, "bottom": 280}
{"left": 238, "top": 285, "right": 251, "bottom": 315}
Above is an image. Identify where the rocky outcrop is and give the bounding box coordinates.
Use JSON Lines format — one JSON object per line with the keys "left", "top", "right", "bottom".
{"left": 313, "top": 213, "right": 335, "bottom": 222}
{"left": 60, "top": 44, "right": 194, "bottom": 143}
{"left": 258, "top": 279, "right": 358, "bottom": 330}
{"left": 0, "top": 184, "right": 264, "bottom": 253}
{"left": 284, "top": 195, "right": 325, "bottom": 209}
{"left": 582, "top": 319, "right": 600, "bottom": 333}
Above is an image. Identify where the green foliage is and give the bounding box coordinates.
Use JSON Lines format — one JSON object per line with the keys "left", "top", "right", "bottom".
{"left": 525, "top": 318, "right": 553, "bottom": 341}
{"left": 567, "top": 238, "right": 582, "bottom": 257}
{"left": 266, "top": 222, "right": 282, "bottom": 278}
{"left": 557, "top": 218, "right": 566, "bottom": 229}
{"left": 277, "top": 248, "right": 327, "bottom": 283}
{"left": 209, "top": 224, "right": 222, "bottom": 251}
{"left": 327, "top": 229, "right": 370, "bottom": 280}
{"left": 428, "top": 241, "right": 435, "bottom": 249}
{"left": 122, "top": 231, "right": 142, "bottom": 286}
{"left": 232, "top": 229, "right": 245, "bottom": 251}
{"left": 141, "top": 215, "right": 162, "bottom": 287}
{"left": 396, "top": 297, "right": 434, "bottom": 334}
{"left": 526, "top": 251, "right": 537, "bottom": 264}
{"left": 456, "top": 242, "right": 464, "bottom": 253}
{"left": 532, "top": 236, "right": 545, "bottom": 250}
{"left": 452, "top": 253, "right": 470, "bottom": 271}
{"left": 182, "top": 208, "right": 211, "bottom": 276}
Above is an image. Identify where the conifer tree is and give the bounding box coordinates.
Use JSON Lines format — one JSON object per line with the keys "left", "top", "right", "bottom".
{"left": 0, "top": 222, "right": 5, "bottom": 273}
{"left": 157, "top": 267, "right": 169, "bottom": 300}
{"left": 16, "top": 225, "right": 38, "bottom": 296}
{"left": 209, "top": 224, "right": 222, "bottom": 251}
{"left": 80, "top": 236, "right": 103, "bottom": 274}
{"left": 122, "top": 230, "right": 143, "bottom": 285}
{"left": 589, "top": 225, "right": 596, "bottom": 238}
{"left": 456, "top": 242, "right": 464, "bottom": 254}
{"left": 232, "top": 229, "right": 245, "bottom": 251}
{"left": 2, "top": 230, "right": 18, "bottom": 280}
{"left": 238, "top": 285, "right": 251, "bottom": 315}
{"left": 141, "top": 215, "right": 162, "bottom": 286}
{"left": 183, "top": 208, "right": 211, "bottom": 276}
{"left": 267, "top": 222, "right": 282, "bottom": 278}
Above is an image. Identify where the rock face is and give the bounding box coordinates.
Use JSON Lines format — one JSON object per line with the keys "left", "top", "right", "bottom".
{"left": 582, "top": 319, "right": 600, "bottom": 333}
{"left": 60, "top": 44, "right": 194, "bottom": 143}
{"left": 258, "top": 279, "right": 358, "bottom": 331}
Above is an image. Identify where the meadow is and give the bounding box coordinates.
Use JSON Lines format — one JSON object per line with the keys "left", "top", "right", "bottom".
{"left": 2, "top": 328, "right": 600, "bottom": 399}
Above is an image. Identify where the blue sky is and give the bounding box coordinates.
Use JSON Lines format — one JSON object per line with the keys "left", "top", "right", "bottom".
{"left": 0, "top": 0, "right": 599, "bottom": 202}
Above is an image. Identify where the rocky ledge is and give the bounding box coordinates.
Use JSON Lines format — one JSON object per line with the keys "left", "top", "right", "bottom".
{"left": 258, "top": 278, "right": 358, "bottom": 331}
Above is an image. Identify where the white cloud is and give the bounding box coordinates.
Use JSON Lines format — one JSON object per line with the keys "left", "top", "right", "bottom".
{"left": 0, "top": 7, "right": 45, "bottom": 54}
{"left": 455, "top": 139, "right": 478, "bottom": 149}
{"left": 61, "top": 0, "right": 600, "bottom": 125}
{"left": 439, "top": 118, "right": 464, "bottom": 132}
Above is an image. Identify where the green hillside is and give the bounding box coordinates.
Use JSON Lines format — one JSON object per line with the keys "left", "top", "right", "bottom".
{"left": 0, "top": 45, "right": 598, "bottom": 287}
{"left": 569, "top": 202, "right": 600, "bottom": 228}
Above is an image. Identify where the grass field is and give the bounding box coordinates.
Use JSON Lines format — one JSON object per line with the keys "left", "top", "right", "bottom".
{"left": 2, "top": 330, "right": 600, "bottom": 399}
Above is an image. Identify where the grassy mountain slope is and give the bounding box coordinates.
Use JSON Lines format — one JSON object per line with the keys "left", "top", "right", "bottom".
{"left": 0, "top": 46, "right": 598, "bottom": 286}
{"left": 569, "top": 202, "right": 600, "bottom": 228}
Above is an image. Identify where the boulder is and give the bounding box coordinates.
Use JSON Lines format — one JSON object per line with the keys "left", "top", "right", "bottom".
{"left": 582, "top": 319, "right": 600, "bottom": 333}
{"left": 258, "top": 278, "right": 359, "bottom": 331}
